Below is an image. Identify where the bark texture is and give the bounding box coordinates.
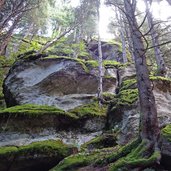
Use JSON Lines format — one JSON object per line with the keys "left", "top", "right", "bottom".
{"left": 145, "top": 0, "right": 166, "bottom": 76}
{"left": 97, "top": 0, "right": 103, "bottom": 103}
{"left": 124, "top": 0, "right": 160, "bottom": 142}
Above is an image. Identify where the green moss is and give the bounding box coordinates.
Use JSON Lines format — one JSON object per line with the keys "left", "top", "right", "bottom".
{"left": 69, "top": 102, "right": 107, "bottom": 118}
{"left": 50, "top": 152, "right": 95, "bottom": 171}
{"left": 112, "top": 89, "right": 138, "bottom": 108}
{"left": 0, "top": 146, "right": 18, "bottom": 156}
{"left": 81, "top": 133, "right": 117, "bottom": 151}
{"left": 150, "top": 76, "right": 171, "bottom": 82}
{"left": 0, "top": 104, "right": 77, "bottom": 119}
{"left": 95, "top": 138, "right": 140, "bottom": 166}
{"left": 102, "top": 92, "right": 115, "bottom": 101}
{"left": 0, "top": 55, "right": 15, "bottom": 67}
{"left": 91, "top": 138, "right": 160, "bottom": 171}
{"left": 84, "top": 60, "right": 98, "bottom": 68}
{"left": 0, "top": 92, "right": 4, "bottom": 99}
{"left": 50, "top": 137, "right": 144, "bottom": 171}
{"left": 103, "top": 60, "right": 125, "bottom": 69}
{"left": 0, "top": 140, "right": 74, "bottom": 158}
{"left": 18, "top": 140, "right": 73, "bottom": 156}
{"left": 50, "top": 146, "right": 118, "bottom": 171}
{"left": 120, "top": 79, "right": 137, "bottom": 91}
{"left": 43, "top": 56, "right": 89, "bottom": 73}
{"left": 161, "top": 124, "right": 171, "bottom": 142}
{"left": 109, "top": 142, "right": 160, "bottom": 171}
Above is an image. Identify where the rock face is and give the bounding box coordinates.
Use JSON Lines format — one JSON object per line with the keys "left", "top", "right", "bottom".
{"left": 0, "top": 103, "right": 107, "bottom": 147}
{"left": 107, "top": 77, "right": 171, "bottom": 144}
{"left": 88, "top": 40, "right": 122, "bottom": 61}
{"left": 3, "top": 57, "right": 116, "bottom": 110}
{"left": 0, "top": 140, "right": 75, "bottom": 171}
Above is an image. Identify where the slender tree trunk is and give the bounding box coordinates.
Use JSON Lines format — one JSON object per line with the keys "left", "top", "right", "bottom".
{"left": 144, "top": 0, "right": 166, "bottom": 76}
{"left": 124, "top": 0, "right": 160, "bottom": 143}
{"left": 0, "top": 0, "right": 4, "bottom": 9}
{"left": 36, "top": 27, "right": 75, "bottom": 55}
{"left": 0, "top": 14, "right": 22, "bottom": 55}
{"left": 115, "top": 8, "right": 127, "bottom": 63}
{"left": 124, "top": 22, "right": 135, "bottom": 61}
{"left": 97, "top": 0, "right": 103, "bottom": 104}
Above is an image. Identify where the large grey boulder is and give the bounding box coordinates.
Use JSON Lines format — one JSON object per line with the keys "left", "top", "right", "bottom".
{"left": 88, "top": 40, "right": 122, "bottom": 61}
{"left": 3, "top": 57, "right": 116, "bottom": 110}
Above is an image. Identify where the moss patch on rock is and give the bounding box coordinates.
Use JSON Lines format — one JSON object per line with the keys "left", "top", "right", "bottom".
{"left": 102, "top": 92, "right": 115, "bottom": 101}
{"left": 0, "top": 104, "right": 77, "bottom": 119}
{"left": 50, "top": 146, "right": 118, "bottom": 171}
{"left": 0, "top": 140, "right": 76, "bottom": 171}
{"left": 0, "top": 140, "right": 74, "bottom": 158}
{"left": 150, "top": 76, "right": 171, "bottom": 82}
{"left": 50, "top": 152, "right": 96, "bottom": 171}
{"left": 161, "top": 124, "right": 171, "bottom": 142}
{"left": 69, "top": 102, "right": 107, "bottom": 118}
{"left": 117, "top": 89, "right": 138, "bottom": 106}
{"left": 120, "top": 78, "right": 137, "bottom": 91}
{"left": 103, "top": 60, "right": 127, "bottom": 69}
{"left": 81, "top": 133, "right": 117, "bottom": 151}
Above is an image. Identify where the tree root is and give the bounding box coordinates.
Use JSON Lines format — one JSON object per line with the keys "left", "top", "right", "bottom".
{"left": 94, "top": 138, "right": 161, "bottom": 171}
{"left": 94, "top": 138, "right": 140, "bottom": 166}
{"left": 108, "top": 139, "right": 161, "bottom": 171}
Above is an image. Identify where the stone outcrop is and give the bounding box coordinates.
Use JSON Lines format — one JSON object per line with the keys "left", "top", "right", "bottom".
{"left": 0, "top": 103, "right": 106, "bottom": 147}
{"left": 88, "top": 40, "right": 122, "bottom": 61}
{"left": 2, "top": 50, "right": 171, "bottom": 171}
{"left": 3, "top": 57, "right": 116, "bottom": 110}
{"left": 0, "top": 140, "right": 76, "bottom": 171}
{"left": 107, "top": 76, "right": 171, "bottom": 144}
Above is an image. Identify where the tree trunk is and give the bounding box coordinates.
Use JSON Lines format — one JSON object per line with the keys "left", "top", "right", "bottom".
{"left": 0, "top": 0, "right": 4, "bottom": 9}
{"left": 115, "top": 8, "right": 127, "bottom": 63}
{"left": 124, "top": 0, "right": 160, "bottom": 142}
{"left": 97, "top": 0, "right": 103, "bottom": 104}
{"left": 144, "top": 0, "right": 166, "bottom": 76}
{"left": 36, "top": 27, "right": 75, "bottom": 54}
{"left": 0, "top": 14, "right": 22, "bottom": 55}
{"left": 124, "top": 21, "right": 135, "bottom": 61}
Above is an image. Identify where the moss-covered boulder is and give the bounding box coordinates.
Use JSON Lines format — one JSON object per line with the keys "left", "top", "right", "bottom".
{"left": 87, "top": 39, "right": 122, "bottom": 61}
{"left": 0, "top": 102, "right": 107, "bottom": 147}
{"left": 106, "top": 75, "right": 171, "bottom": 144}
{"left": 81, "top": 132, "right": 117, "bottom": 151}
{"left": 106, "top": 77, "right": 139, "bottom": 144}
{"left": 0, "top": 104, "right": 77, "bottom": 133}
{"left": 0, "top": 102, "right": 107, "bottom": 132}
{"left": 3, "top": 56, "right": 116, "bottom": 110}
{"left": 0, "top": 140, "right": 76, "bottom": 171}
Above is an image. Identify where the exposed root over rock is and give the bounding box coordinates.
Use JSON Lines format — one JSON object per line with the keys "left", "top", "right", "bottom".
{"left": 50, "top": 138, "right": 161, "bottom": 171}
{"left": 96, "top": 138, "right": 161, "bottom": 171}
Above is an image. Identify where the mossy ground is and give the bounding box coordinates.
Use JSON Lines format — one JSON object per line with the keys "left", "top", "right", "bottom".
{"left": 51, "top": 138, "right": 161, "bottom": 171}
{"left": 50, "top": 146, "right": 118, "bottom": 171}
